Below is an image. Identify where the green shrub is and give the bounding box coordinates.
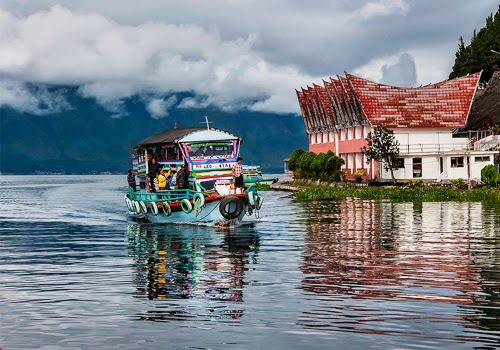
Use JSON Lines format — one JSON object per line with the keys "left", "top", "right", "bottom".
{"left": 481, "top": 164, "right": 499, "bottom": 187}
{"left": 294, "top": 186, "right": 500, "bottom": 203}
{"left": 452, "top": 178, "right": 465, "bottom": 186}
{"left": 286, "top": 148, "right": 344, "bottom": 181}
{"left": 408, "top": 179, "right": 424, "bottom": 187}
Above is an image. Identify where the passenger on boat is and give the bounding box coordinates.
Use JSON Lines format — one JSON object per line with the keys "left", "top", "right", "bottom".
{"left": 157, "top": 169, "right": 168, "bottom": 190}
{"left": 169, "top": 169, "right": 176, "bottom": 188}
{"left": 147, "top": 157, "right": 162, "bottom": 192}
{"left": 127, "top": 170, "right": 136, "bottom": 191}
{"left": 176, "top": 164, "right": 189, "bottom": 189}
{"left": 232, "top": 157, "right": 245, "bottom": 193}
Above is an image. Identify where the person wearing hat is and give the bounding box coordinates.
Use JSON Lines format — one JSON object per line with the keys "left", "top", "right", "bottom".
{"left": 176, "top": 164, "right": 189, "bottom": 189}
{"left": 232, "top": 157, "right": 245, "bottom": 194}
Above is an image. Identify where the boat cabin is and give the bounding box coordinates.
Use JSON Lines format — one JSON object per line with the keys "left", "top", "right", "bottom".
{"left": 132, "top": 126, "right": 242, "bottom": 194}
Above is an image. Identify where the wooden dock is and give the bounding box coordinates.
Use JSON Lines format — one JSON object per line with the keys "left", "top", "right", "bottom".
{"left": 270, "top": 182, "right": 306, "bottom": 192}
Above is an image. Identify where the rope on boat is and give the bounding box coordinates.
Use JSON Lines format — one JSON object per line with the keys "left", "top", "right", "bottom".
{"left": 192, "top": 201, "right": 219, "bottom": 222}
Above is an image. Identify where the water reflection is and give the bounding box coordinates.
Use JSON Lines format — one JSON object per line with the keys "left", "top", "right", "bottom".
{"left": 299, "top": 198, "right": 500, "bottom": 345}
{"left": 127, "top": 224, "right": 260, "bottom": 322}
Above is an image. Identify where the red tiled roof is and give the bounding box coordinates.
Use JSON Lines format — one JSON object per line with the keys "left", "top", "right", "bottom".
{"left": 346, "top": 73, "right": 480, "bottom": 128}
{"left": 314, "top": 84, "right": 333, "bottom": 122}
{"left": 298, "top": 72, "right": 481, "bottom": 130}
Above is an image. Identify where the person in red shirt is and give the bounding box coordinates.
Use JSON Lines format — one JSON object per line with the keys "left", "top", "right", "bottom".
{"left": 232, "top": 157, "right": 245, "bottom": 194}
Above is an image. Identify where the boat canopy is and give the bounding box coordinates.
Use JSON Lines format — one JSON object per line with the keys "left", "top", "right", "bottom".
{"left": 134, "top": 127, "right": 242, "bottom": 149}
{"left": 180, "top": 129, "right": 240, "bottom": 143}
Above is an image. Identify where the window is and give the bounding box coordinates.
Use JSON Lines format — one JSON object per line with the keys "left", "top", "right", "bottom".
{"left": 347, "top": 128, "right": 353, "bottom": 140}
{"left": 356, "top": 153, "right": 362, "bottom": 169}
{"left": 474, "top": 156, "right": 490, "bottom": 162}
{"left": 340, "top": 130, "right": 345, "bottom": 141}
{"left": 188, "top": 142, "right": 234, "bottom": 159}
{"left": 355, "top": 126, "right": 362, "bottom": 139}
{"left": 347, "top": 153, "right": 354, "bottom": 169}
{"left": 397, "top": 158, "right": 405, "bottom": 169}
{"left": 412, "top": 158, "right": 422, "bottom": 178}
{"left": 451, "top": 157, "right": 464, "bottom": 168}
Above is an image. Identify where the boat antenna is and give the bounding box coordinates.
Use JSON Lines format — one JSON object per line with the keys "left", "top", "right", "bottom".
{"left": 201, "top": 116, "right": 213, "bottom": 130}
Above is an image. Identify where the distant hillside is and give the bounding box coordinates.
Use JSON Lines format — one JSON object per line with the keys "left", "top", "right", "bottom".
{"left": 451, "top": 5, "right": 500, "bottom": 130}
{"left": 468, "top": 70, "right": 500, "bottom": 129}
{"left": 450, "top": 5, "right": 500, "bottom": 82}
{"left": 0, "top": 93, "right": 307, "bottom": 174}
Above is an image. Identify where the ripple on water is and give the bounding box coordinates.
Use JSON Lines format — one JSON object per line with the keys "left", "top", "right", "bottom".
{"left": 0, "top": 177, "right": 499, "bottom": 349}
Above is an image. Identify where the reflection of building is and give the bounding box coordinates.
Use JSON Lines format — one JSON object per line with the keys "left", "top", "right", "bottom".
{"left": 299, "top": 199, "right": 498, "bottom": 335}
{"left": 127, "top": 224, "right": 259, "bottom": 320}
{"left": 301, "top": 199, "right": 485, "bottom": 300}
{"left": 296, "top": 73, "right": 498, "bottom": 181}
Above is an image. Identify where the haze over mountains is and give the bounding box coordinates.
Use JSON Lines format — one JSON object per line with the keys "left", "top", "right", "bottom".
{"left": 2, "top": 72, "right": 500, "bottom": 175}
{"left": 0, "top": 89, "right": 307, "bottom": 174}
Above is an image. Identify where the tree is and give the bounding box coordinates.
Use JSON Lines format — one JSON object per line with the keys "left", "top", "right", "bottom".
{"left": 287, "top": 148, "right": 344, "bottom": 181}
{"left": 361, "top": 125, "right": 400, "bottom": 184}
{"left": 481, "top": 164, "right": 500, "bottom": 187}
{"left": 288, "top": 149, "right": 305, "bottom": 172}
{"left": 449, "top": 5, "right": 500, "bottom": 81}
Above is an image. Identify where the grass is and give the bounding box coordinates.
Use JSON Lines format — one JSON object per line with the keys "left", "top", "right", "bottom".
{"left": 294, "top": 185, "right": 500, "bottom": 203}
{"left": 255, "top": 183, "right": 272, "bottom": 191}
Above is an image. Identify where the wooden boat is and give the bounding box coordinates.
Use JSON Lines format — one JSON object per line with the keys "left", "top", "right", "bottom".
{"left": 125, "top": 122, "right": 263, "bottom": 225}
{"left": 243, "top": 165, "right": 278, "bottom": 185}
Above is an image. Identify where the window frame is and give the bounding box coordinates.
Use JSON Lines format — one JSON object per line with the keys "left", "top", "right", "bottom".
{"left": 412, "top": 157, "right": 422, "bottom": 178}
{"left": 451, "top": 157, "right": 464, "bottom": 168}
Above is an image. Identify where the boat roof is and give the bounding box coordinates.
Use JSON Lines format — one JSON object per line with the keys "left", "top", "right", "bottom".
{"left": 135, "top": 126, "right": 241, "bottom": 148}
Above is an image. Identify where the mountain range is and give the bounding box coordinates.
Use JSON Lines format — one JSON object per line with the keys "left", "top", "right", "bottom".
{"left": 2, "top": 70, "right": 499, "bottom": 175}
{"left": 0, "top": 90, "right": 307, "bottom": 175}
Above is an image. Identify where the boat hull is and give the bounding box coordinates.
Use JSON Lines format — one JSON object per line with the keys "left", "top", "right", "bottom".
{"left": 125, "top": 191, "right": 253, "bottom": 226}
{"left": 146, "top": 197, "right": 248, "bottom": 224}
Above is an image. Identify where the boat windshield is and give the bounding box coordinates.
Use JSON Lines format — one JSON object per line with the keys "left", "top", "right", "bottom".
{"left": 188, "top": 142, "right": 234, "bottom": 160}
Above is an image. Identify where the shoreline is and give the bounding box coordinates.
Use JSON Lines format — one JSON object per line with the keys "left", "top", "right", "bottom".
{"left": 270, "top": 180, "right": 500, "bottom": 202}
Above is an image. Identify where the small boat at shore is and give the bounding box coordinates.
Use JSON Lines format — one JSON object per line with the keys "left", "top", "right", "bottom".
{"left": 125, "top": 122, "right": 263, "bottom": 225}
{"left": 243, "top": 165, "right": 278, "bottom": 185}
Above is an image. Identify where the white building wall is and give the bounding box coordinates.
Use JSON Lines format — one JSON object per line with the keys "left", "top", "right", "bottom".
{"left": 381, "top": 153, "right": 496, "bottom": 181}
{"left": 471, "top": 155, "right": 494, "bottom": 179}
{"left": 356, "top": 153, "right": 362, "bottom": 170}
{"left": 347, "top": 153, "right": 354, "bottom": 172}
{"left": 393, "top": 129, "right": 469, "bottom": 153}
{"left": 447, "top": 156, "right": 469, "bottom": 179}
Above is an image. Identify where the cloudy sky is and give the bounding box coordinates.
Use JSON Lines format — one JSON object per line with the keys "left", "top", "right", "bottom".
{"left": 0, "top": 0, "right": 498, "bottom": 117}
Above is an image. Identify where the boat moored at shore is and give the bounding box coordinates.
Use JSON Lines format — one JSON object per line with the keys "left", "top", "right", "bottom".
{"left": 242, "top": 165, "right": 278, "bottom": 185}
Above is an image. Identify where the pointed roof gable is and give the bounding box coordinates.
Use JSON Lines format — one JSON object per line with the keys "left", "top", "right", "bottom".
{"left": 346, "top": 72, "right": 481, "bottom": 128}
{"left": 297, "top": 71, "right": 482, "bottom": 132}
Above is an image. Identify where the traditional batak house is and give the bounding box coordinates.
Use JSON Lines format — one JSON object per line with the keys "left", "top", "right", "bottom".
{"left": 296, "top": 72, "right": 499, "bottom": 182}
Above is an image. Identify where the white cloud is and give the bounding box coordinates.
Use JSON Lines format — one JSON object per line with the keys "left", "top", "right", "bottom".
{"left": 0, "top": 80, "right": 72, "bottom": 114}
{"left": 381, "top": 53, "right": 417, "bottom": 87}
{"left": 0, "top": 1, "right": 498, "bottom": 117}
{"left": 358, "top": 0, "right": 410, "bottom": 19}
{"left": 146, "top": 96, "right": 177, "bottom": 119}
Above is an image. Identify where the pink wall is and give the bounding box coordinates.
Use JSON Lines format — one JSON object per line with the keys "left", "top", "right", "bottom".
{"left": 338, "top": 139, "right": 367, "bottom": 153}
{"left": 308, "top": 137, "right": 373, "bottom": 179}
{"left": 310, "top": 142, "right": 335, "bottom": 153}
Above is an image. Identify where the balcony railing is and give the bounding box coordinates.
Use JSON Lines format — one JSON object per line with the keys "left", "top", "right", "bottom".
{"left": 398, "top": 143, "right": 472, "bottom": 154}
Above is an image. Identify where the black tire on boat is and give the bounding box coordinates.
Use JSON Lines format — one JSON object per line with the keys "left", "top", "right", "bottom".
{"left": 162, "top": 202, "right": 172, "bottom": 216}
{"left": 150, "top": 202, "right": 159, "bottom": 215}
{"left": 180, "top": 198, "right": 193, "bottom": 214}
{"left": 219, "top": 195, "right": 244, "bottom": 220}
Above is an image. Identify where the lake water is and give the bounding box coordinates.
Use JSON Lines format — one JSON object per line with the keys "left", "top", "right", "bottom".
{"left": 0, "top": 175, "right": 499, "bottom": 350}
